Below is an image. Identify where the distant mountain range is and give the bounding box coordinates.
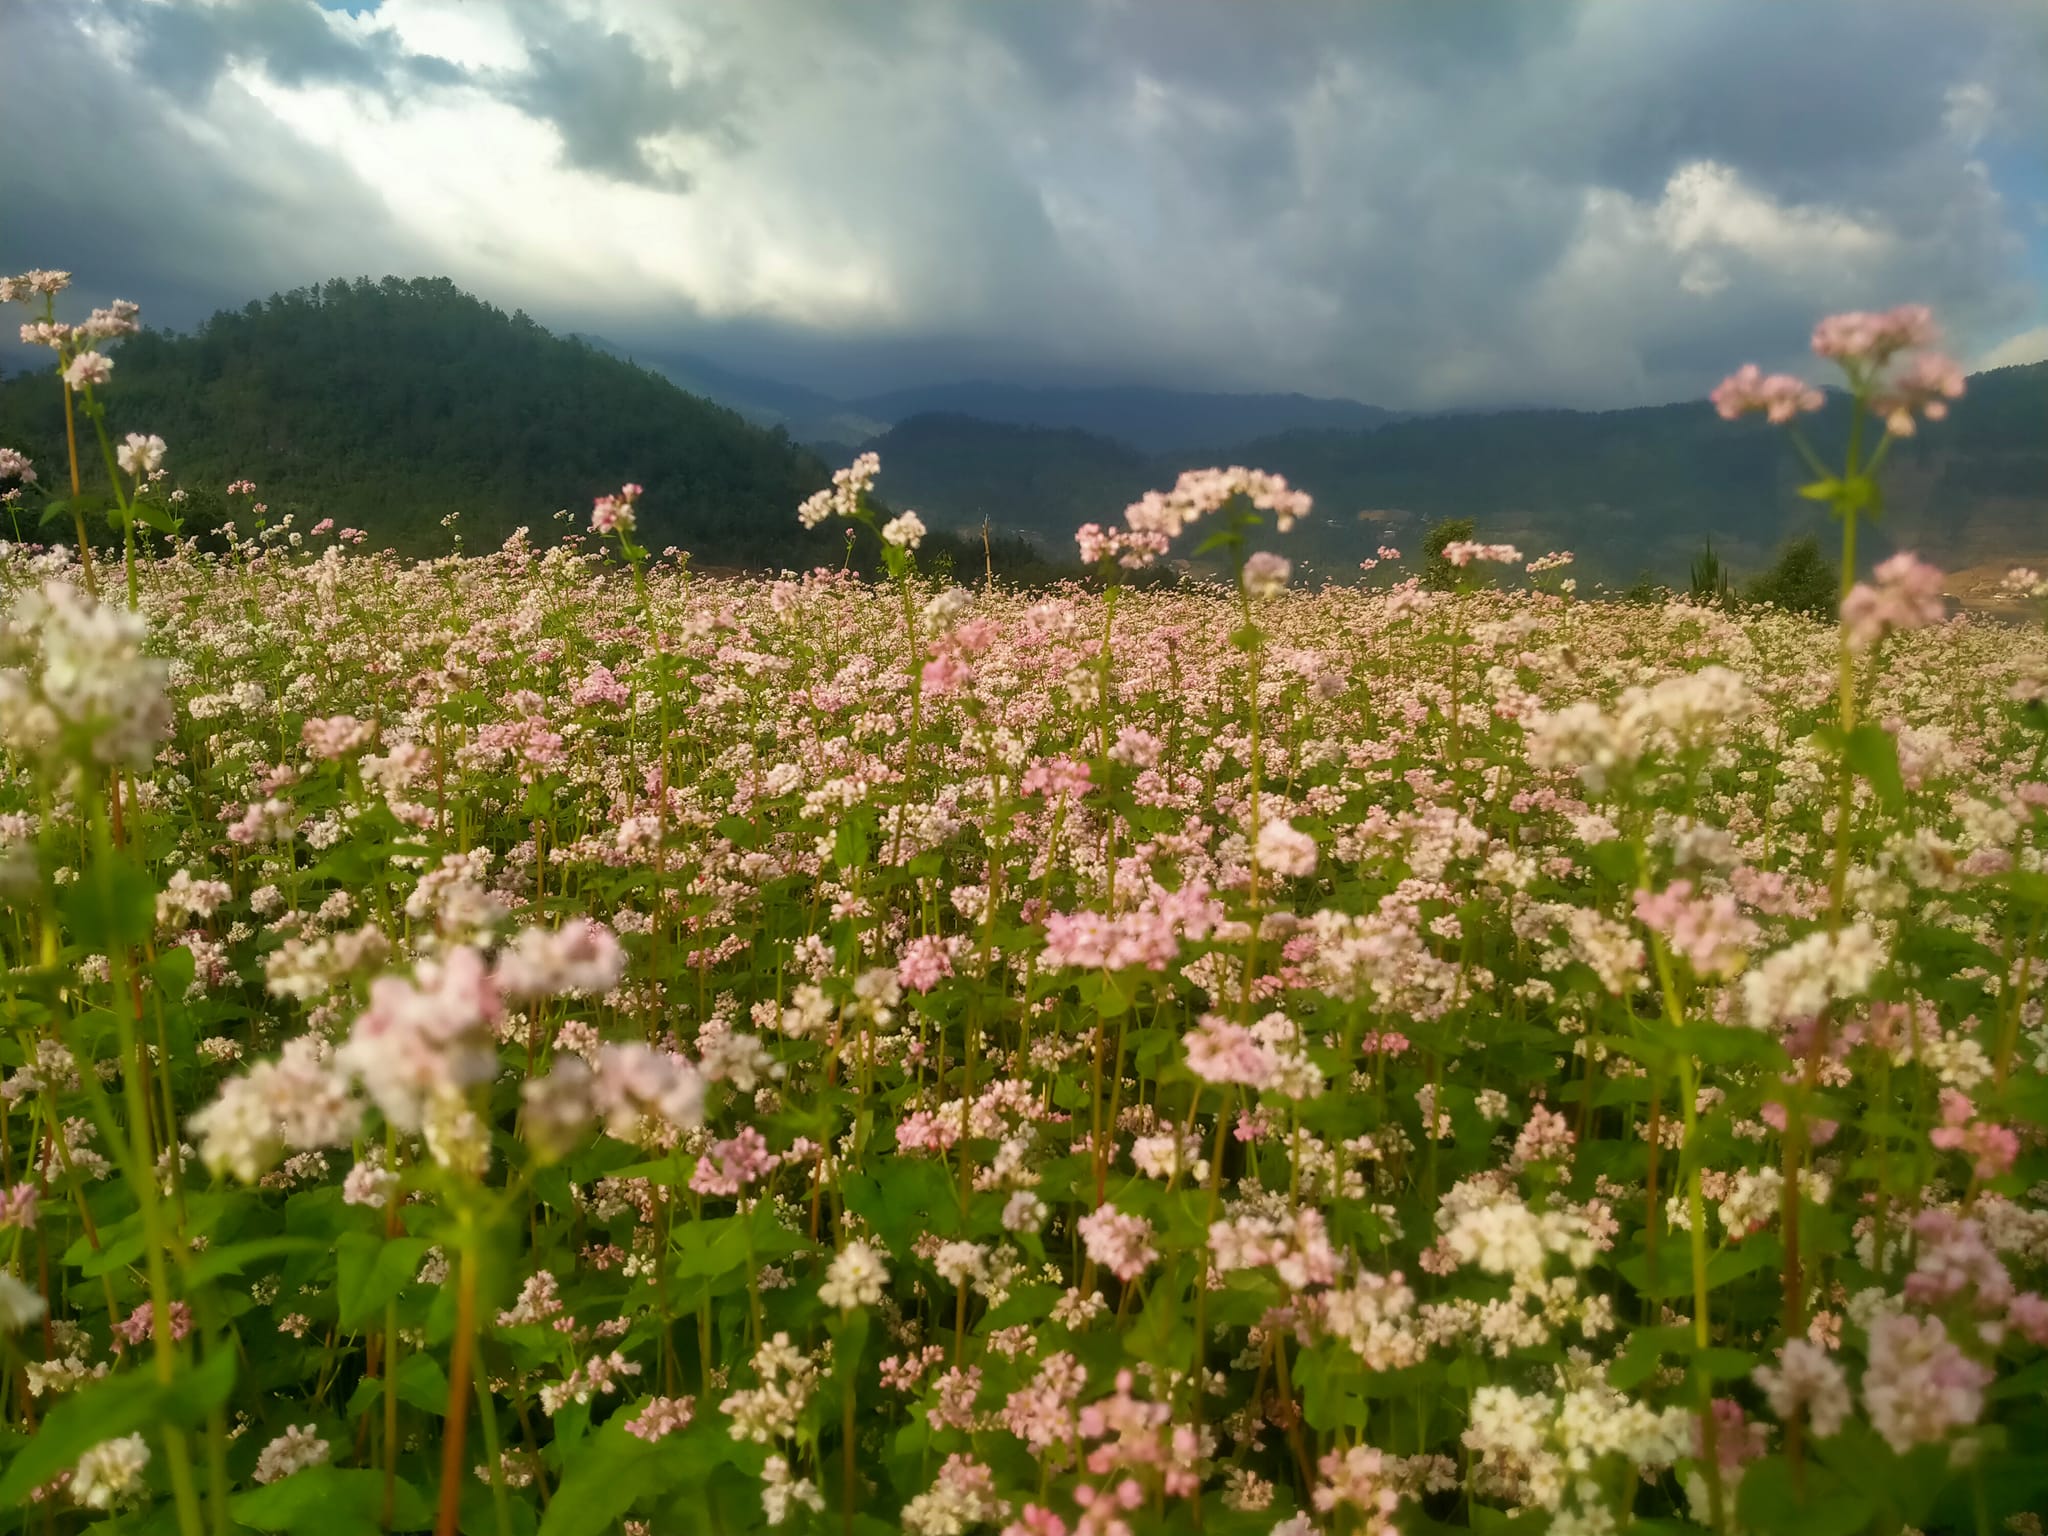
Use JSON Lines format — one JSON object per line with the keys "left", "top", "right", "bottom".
{"left": 837, "top": 368, "right": 2048, "bottom": 584}
{"left": 573, "top": 337, "right": 1403, "bottom": 455}
{"left": 5, "top": 279, "right": 2038, "bottom": 587}
{"left": 564, "top": 328, "right": 2048, "bottom": 584}
{"left": 570, "top": 336, "right": 893, "bottom": 449}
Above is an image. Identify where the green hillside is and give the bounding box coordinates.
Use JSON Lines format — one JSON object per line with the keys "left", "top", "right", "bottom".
{"left": 0, "top": 277, "right": 1057, "bottom": 579}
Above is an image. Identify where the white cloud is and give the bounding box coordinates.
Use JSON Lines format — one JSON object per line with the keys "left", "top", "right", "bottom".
{"left": 1976, "top": 324, "right": 2048, "bottom": 371}
{"left": 1943, "top": 81, "right": 1996, "bottom": 148}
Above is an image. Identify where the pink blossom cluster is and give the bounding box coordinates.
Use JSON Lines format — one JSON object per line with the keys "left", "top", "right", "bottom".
{"left": 1841, "top": 552, "right": 1947, "bottom": 650}
{"left": 1074, "top": 523, "right": 1171, "bottom": 570}
{"left": 1439, "top": 541, "right": 1524, "bottom": 568}
{"left": 1123, "top": 465, "right": 1311, "bottom": 543}
{"left": 1927, "top": 1090, "right": 2019, "bottom": 1180}
{"left": 1710, "top": 364, "right": 1825, "bottom": 423}
{"left": 1076, "top": 1206, "right": 1157, "bottom": 1282}
{"left": 590, "top": 482, "right": 641, "bottom": 536}
{"left": 1632, "top": 879, "right": 1759, "bottom": 979}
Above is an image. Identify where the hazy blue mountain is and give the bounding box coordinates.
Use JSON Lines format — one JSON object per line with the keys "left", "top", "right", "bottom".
{"left": 850, "top": 363, "right": 2048, "bottom": 584}
{"left": 848, "top": 379, "right": 1403, "bottom": 454}
{"left": 573, "top": 344, "right": 1404, "bottom": 454}
{"left": 568, "top": 335, "right": 888, "bottom": 446}
{"left": 853, "top": 413, "right": 1157, "bottom": 544}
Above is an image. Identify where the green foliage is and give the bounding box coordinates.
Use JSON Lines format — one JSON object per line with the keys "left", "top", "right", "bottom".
{"left": 1422, "top": 516, "right": 1475, "bottom": 590}
{"left": 0, "top": 277, "right": 1072, "bottom": 582}
{"left": 1747, "top": 535, "right": 1839, "bottom": 618}
{"left": 1689, "top": 539, "right": 1733, "bottom": 606}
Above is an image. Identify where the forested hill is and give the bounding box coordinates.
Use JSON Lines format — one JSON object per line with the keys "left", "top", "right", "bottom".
{"left": 0, "top": 277, "right": 1044, "bottom": 576}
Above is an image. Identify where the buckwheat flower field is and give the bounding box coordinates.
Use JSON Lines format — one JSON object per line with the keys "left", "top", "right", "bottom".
{"left": 2, "top": 271, "right": 2046, "bottom": 1536}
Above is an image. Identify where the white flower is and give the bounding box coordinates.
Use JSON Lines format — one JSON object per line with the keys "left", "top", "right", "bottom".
{"left": 0, "top": 1272, "right": 48, "bottom": 1332}
{"left": 1253, "top": 818, "right": 1317, "bottom": 879}
{"left": 116, "top": 433, "right": 166, "bottom": 477}
{"left": 72, "top": 1434, "right": 150, "bottom": 1510}
{"left": 881, "top": 511, "right": 926, "bottom": 550}
{"left": 1242, "top": 550, "right": 1292, "bottom": 599}
{"left": 252, "top": 1424, "right": 330, "bottom": 1484}
{"left": 818, "top": 1240, "right": 889, "bottom": 1311}
{"left": 63, "top": 351, "right": 113, "bottom": 391}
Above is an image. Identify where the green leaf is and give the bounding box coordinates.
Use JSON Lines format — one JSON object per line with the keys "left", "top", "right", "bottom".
{"left": 832, "top": 814, "right": 869, "bottom": 870}
{"left": 150, "top": 944, "right": 197, "bottom": 1001}
{"left": 232, "top": 1467, "right": 432, "bottom": 1534}
{"left": 60, "top": 850, "right": 156, "bottom": 952}
{"left": 335, "top": 1231, "right": 432, "bottom": 1329}
{"left": 1736, "top": 1454, "right": 1878, "bottom": 1536}
{"left": 393, "top": 1349, "right": 451, "bottom": 1415}
{"left": 537, "top": 1410, "right": 682, "bottom": 1536}
{"left": 1607, "top": 1324, "right": 1693, "bottom": 1391}
{"left": 185, "top": 1236, "right": 325, "bottom": 1289}
{"left": 0, "top": 1348, "right": 234, "bottom": 1504}
{"left": 1843, "top": 723, "right": 1905, "bottom": 811}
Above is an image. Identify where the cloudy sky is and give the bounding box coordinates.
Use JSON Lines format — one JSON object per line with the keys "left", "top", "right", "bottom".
{"left": 3, "top": 0, "right": 2045, "bottom": 409}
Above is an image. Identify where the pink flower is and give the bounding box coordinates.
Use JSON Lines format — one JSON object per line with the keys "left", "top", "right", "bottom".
{"left": 1439, "top": 540, "right": 1523, "bottom": 568}
{"left": 1075, "top": 522, "right": 1170, "bottom": 570}
{"left": 624, "top": 1396, "right": 695, "bottom": 1442}
{"left": 1871, "top": 351, "right": 1966, "bottom": 436}
{"left": 301, "top": 715, "right": 375, "bottom": 760}
{"left": 571, "top": 665, "right": 630, "bottom": 708}
{"left": 2007, "top": 1293, "right": 2048, "bottom": 1347}
{"left": 1927, "top": 1090, "right": 2019, "bottom": 1180}
{"left": 690, "top": 1126, "right": 780, "bottom": 1197}
{"left": 113, "top": 1300, "right": 193, "bottom": 1349}
{"left": 1040, "top": 909, "right": 1180, "bottom": 972}
{"left": 1811, "top": 304, "right": 1939, "bottom": 365}
{"left": 0, "top": 1184, "right": 38, "bottom": 1229}
{"left": 1841, "top": 552, "right": 1946, "bottom": 650}
{"left": 591, "top": 483, "right": 641, "bottom": 536}
{"left": 1633, "top": 879, "right": 1759, "bottom": 979}
{"left": 1076, "top": 1206, "right": 1158, "bottom": 1282}
{"left": 335, "top": 948, "right": 504, "bottom": 1132}
{"left": 1710, "top": 363, "right": 1824, "bottom": 424}
{"left": 1182, "top": 1015, "right": 1275, "bottom": 1089}
{"left": 1312, "top": 1445, "right": 1401, "bottom": 1535}
{"left": 1123, "top": 466, "right": 1312, "bottom": 543}
{"left": 1508, "top": 1105, "right": 1575, "bottom": 1170}
{"left": 1862, "top": 1312, "right": 1992, "bottom": 1454}
{"left": 1695, "top": 1398, "right": 1770, "bottom": 1471}
{"left": 495, "top": 920, "right": 626, "bottom": 999}
{"left": 1021, "top": 756, "right": 1091, "bottom": 799}
{"left": 897, "top": 934, "right": 954, "bottom": 994}
{"left": 1753, "top": 1340, "right": 1850, "bottom": 1437}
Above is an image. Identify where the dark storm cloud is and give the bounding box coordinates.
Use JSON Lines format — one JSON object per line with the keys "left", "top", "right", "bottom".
{"left": 0, "top": 0, "right": 435, "bottom": 362}
{"left": 1, "top": 0, "right": 2042, "bottom": 406}
{"left": 93, "top": 0, "right": 458, "bottom": 99}
{"left": 500, "top": 5, "right": 748, "bottom": 189}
